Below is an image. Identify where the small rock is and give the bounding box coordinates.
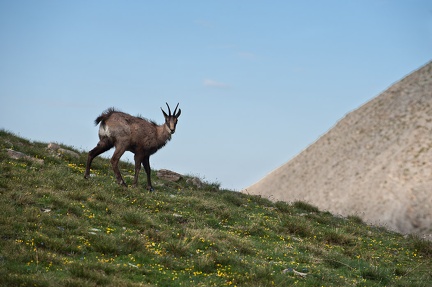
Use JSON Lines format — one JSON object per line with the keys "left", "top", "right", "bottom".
{"left": 47, "top": 143, "right": 79, "bottom": 158}
{"left": 6, "top": 149, "right": 44, "bottom": 165}
{"left": 186, "top": 177, "right": 204, "bottom": 188}
{"left": 282, "top": 268, "right": 308, "bottom": 277}
{"left": 58, "top": 148, "right": 79, "bottom": 158}
{"left": 47, "top": 143, "right": 61, "bottom": 151}
{"left": 157, "top": 169, "right": 182, "bottom": 182}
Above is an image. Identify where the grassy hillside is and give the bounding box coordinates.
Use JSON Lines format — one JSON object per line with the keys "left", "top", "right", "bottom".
{"left": 1, "top": 129, "right": 431, "bottom": 287}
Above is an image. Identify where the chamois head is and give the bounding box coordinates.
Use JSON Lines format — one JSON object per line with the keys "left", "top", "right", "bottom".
{"left": 161, "top": 102, "right": 181, "bottom": 134}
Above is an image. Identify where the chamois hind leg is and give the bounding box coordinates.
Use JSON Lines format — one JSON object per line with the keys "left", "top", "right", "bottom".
{"left": 142, "top": 156, "right": 154, "bottom": 191}
{"left": 132, "top": 153, "right": 144, "bottom": 188}
{"left": 110, "top": 146, "right": 127, "bottom": 187}
{"left": 85, "top": 139, "right": 113, "bottom": 179}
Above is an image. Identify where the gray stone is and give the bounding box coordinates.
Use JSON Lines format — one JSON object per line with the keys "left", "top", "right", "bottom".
{"left": 186, "top": 177, "right": 204, "bottom": 189}
{"left": 156, "top": 169, "right": 182, "bottom": 182}
{"left": 6, "top": 149, "right": 44, "bottom": 165}
{"left": 47, "top": 143, "right": 79, "bottom": 158}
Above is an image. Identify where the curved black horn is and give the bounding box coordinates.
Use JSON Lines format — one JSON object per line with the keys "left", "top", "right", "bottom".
{"left": 173, "top": 103, "right": 179, "bottom": 116}
{"left": 165, "top": 102, "right": 172, "bottom": 116}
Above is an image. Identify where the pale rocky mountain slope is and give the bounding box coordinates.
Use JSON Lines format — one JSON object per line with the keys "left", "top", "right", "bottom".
{"left": 244, "top": 61, "right": 432, "bottom": 236}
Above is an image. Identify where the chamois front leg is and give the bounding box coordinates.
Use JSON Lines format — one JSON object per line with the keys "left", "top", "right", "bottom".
{"left": 110, "top": 147, "right": 127, "bottom": 187}
{"left": 142, "top": 156, "right": 154, "bottom": 191}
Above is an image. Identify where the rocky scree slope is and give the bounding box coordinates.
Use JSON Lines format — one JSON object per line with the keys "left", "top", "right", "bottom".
{"left": 245, "top": 61, "right": 432, "bottom": 237}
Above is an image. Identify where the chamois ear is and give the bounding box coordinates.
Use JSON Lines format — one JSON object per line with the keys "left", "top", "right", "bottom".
{"left": 161, "top": 107, "right": 168, "bottom": 118}
{"left": 175, "top": 108, "right": 181, "bottom": 118}
{"left": 173, "top": 103, "right": 181, "bottom": 118}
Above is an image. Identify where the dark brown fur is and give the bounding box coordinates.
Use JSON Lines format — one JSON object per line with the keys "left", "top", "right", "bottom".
{"left": 84, "top": 103, "right": 181, "bottom": 191}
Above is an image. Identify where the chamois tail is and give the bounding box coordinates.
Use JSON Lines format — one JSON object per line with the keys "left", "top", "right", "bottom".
{"left": 94, "top": 107, "right": 117, "bottom": 126}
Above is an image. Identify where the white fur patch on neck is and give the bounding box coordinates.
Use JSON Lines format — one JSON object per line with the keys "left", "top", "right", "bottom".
{"left": 165, "top": 124, "right": 172, "bottom": 134}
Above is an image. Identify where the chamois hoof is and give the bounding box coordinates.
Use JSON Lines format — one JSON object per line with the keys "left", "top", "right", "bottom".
{"left": 148, "top": 187, "right": 154, "bottom": 192}
{"left": 84, "top": 173, "right": 95, "bottom": 179}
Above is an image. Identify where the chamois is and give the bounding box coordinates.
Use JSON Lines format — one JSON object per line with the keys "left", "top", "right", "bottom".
{"left": 84, "top": 103, "right": 181, "bottom": 191}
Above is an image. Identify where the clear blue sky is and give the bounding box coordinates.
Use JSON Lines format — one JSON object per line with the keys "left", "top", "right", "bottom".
{"left": 1, "top": 1, "right": 431, "bottom": 190}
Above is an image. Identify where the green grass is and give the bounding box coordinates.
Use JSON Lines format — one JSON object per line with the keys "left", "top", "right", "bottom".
{"left": 1, "top": 129, "right": 431, "bottom": 286}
